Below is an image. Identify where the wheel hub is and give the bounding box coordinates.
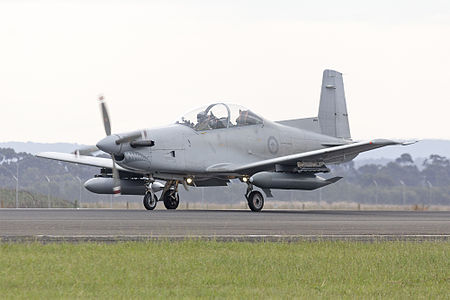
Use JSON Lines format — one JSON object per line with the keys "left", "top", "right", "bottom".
{"left": 247, "top": 191, "right": 264, "bottom": 212}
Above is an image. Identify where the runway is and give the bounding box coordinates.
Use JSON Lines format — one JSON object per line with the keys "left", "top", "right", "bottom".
{"left": 1, "top": 209, "right": 449, "bottom": 242}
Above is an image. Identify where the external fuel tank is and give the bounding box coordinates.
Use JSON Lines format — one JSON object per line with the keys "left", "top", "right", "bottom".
{"left": 250, "top": 172, "right": 342, "bottom": 190}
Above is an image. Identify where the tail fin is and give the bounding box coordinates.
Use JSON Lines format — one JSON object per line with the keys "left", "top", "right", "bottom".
{"left": 318, "top": 69, "right": 351, "bottom": 139}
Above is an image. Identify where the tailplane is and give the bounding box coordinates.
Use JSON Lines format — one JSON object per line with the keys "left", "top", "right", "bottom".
{"left": 318, "top": 69, "right": 351, "bottom": 139}
{"left": 276, "top": 69, "right": 351, "bottom": 139}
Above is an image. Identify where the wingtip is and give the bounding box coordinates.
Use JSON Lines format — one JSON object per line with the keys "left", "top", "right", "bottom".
{"left": 401, "top": 140, "right": 419, "bottom": 146}
{"left": 369, "top": 139, "right": 419, "bottom": 146}
{"left": 36, "top": 151, "right": 67, "bottom": 158}
{"left": 35, "top": 151, "right": 50, "bottom": 158}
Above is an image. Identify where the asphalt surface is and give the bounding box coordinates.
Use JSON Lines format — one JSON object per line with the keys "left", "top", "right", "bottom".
{"left": 1, "top": 209, "right": 449, "bottom": 242}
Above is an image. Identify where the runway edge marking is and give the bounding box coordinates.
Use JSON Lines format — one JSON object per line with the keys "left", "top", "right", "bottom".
{"left": 1, "top": 234, "right": 449, "bottom": 243}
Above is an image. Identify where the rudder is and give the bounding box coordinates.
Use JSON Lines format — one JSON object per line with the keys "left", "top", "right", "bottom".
{"left": 318, "top": 69, "right": 351, "bottom": 139}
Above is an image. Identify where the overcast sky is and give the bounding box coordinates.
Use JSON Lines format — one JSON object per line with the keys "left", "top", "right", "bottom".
{"left": 1, "top": 0, "right": 449, "bottom": 144}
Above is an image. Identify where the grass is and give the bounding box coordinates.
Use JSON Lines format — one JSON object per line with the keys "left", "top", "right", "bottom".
{"left": 0, "top": 241, "right": 449, "bottom": 299}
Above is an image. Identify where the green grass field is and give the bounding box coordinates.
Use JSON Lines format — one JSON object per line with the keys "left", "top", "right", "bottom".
{"left": 0, "top": 241, "right": 449, "bottom": 299}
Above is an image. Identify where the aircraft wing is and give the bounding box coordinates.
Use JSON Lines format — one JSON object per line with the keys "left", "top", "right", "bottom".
{"left": 36, "top": 152, "right": 130, "bottom": 172}
{"left": 207, "top": 139, "right": 417, "bottom": 175}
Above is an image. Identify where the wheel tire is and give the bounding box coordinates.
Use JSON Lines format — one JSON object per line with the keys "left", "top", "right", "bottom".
{"left": 247, "top": 191, "right": 264, "bottom": 212}
{"left": 163, "top": 191, "right": 179, "bottom": 210}
{"left": 143, "top": 192, "right": 157, "bottom": 210}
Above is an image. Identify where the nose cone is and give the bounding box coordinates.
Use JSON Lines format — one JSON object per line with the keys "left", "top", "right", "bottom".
{"left": 96, "top": 135, "right": 121, "bottom": 154}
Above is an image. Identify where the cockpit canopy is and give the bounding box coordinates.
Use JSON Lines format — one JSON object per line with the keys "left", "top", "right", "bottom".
{"left": 176, "top": 103, "right": 264, "bottom": 131}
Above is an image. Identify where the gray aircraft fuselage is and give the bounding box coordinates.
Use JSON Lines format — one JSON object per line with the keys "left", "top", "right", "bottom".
{"left": 113, "top": 119, "right": 348, "bottom": 178}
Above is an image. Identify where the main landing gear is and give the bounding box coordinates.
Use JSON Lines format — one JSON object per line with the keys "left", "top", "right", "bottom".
{"left": 245, "top": 183, "right": 264, "bottom": 212}
{"left": 143, "top": 180, "right": 180, "bottom": 210}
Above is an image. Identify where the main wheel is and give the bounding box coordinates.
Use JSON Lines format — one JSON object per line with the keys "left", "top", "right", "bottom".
{"left": 162, "top": 191, "right": 179, "bottom": 210}
{"left": 143, "top": 192, "right": 158, "bottom": 210}
{"left": 247, "top": 191, "right": 264, "bottom": 212}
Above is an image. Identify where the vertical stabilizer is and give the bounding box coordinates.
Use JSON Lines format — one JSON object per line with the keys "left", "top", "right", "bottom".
{"left": 318, "top": 70, "right": 351, "bottom": 139}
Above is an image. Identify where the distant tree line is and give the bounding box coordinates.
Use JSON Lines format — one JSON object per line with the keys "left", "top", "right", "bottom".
{"left": 0, "top": 148, "right": 119, "bottom": 207}
{"left": 334, "top": 153, "right": 450, "bottom": 188}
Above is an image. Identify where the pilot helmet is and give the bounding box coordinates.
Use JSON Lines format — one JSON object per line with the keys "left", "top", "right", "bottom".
{"left": 197, "top": 111, "right": 207, "bottom": 121}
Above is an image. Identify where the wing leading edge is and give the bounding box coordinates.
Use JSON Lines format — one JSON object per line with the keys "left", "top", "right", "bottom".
{"left": 207, "top": 139, "right": 417, "bottom": 175}
{"left": 36, "top": 152, "right": 130, "bottom": 172}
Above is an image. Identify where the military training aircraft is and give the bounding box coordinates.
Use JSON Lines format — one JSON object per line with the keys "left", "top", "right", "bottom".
{"left": 37, "top": 69, "right": 414, "bottom": 211}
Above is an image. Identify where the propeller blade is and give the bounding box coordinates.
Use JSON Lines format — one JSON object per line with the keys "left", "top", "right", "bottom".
{"left": 72, "top": 146, "right": 100, "bottom": 156}
{"left": 98, "top": 95, "right": 111, "bottom": 136}
{"left": 182, "top": 180, "right": 189, "bottom": 191}
{"left": 111, "top": 156, "right": 121, "bottom": 195}
{"left": 96, "top": 94, "right": 120, "bottom": 196}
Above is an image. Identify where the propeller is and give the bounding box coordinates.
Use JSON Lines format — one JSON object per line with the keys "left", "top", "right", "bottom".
{"left": 99, "top": 95, "right": 111, "bottom": 136}
{"left": 98, "top": 94, "right": 121, "bottom": 195}
{"left": 72, "top": 145, "right": 99, "bottom": 157}
{"left": 96, "top": 95, "right": 155, "bottom": 195}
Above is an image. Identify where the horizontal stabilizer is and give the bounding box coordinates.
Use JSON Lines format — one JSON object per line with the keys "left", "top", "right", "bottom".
{"left": 276, "top": 117, "right": 321, "bottom": 134}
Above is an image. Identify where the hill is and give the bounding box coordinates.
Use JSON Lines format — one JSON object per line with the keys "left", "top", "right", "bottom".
{"left": 0, "top": 142, "right": 88, "bottom": 155}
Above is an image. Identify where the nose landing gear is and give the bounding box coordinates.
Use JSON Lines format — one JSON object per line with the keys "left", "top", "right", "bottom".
{"left": 143, "top": 192, "right": 158, "bottom": 210}
{"left": 143, "top": 179, "right": 158, "bottom": 210}
{"left": 143, "top": 179, "right": 180, "bottom": 210}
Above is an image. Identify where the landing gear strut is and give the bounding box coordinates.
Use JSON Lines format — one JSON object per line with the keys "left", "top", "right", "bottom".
{"left": 245, "top": 183, "right": 264, "bottom": 212}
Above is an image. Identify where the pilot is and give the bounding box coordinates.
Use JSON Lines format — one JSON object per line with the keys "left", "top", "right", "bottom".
{"left": 236, "top": 109, "right": 261, "bottom": 126}
{"left": 236, "top": 109, "right": 247, "bottom": 126}
{"left": 195, "top": 111, "right": 211, "bottom": 130}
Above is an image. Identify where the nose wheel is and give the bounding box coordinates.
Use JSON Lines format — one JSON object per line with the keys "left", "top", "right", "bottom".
{"left": 143, "top": 192, "right": 158, "bottom": 210}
